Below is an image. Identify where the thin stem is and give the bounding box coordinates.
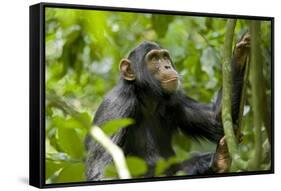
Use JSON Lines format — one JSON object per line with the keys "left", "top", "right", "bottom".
{"left": 222, "top": 19, "right": 248, "bottom": 170}
{"left": 90, "top": 126, "right": 131, "bottom": 179}
{"left": 249, "top": 21, "right": 263, "bottom": 170}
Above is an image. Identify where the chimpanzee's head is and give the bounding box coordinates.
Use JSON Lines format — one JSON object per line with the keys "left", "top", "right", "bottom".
{"left": 119, "top": 41, "right": 179, "bottom": 94}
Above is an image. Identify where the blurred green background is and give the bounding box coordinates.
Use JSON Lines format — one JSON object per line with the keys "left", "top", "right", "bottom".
{"left": 45, "top": 8, "right": 272, "bottom": 183}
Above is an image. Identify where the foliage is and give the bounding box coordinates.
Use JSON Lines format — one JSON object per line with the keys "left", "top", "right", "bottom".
{"left": 101, "top": 118, "right": 135, "bottom": 136}
{"left": 45, "top": 8, "right": 272, "bottom": 183}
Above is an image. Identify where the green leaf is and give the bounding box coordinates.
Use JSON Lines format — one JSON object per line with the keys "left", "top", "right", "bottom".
{"left": 53, "top": 116, "right": 83, "bottom": 129}
{"left": 126, "top": 156, "right": 147, "bottom": 177}
{"left": 53, "top": 112, "right": 91, "bottom": 130}
{"left": 104, "top": 163, "right": 118, "bottom": 179}
{"left": 57, "top": 127, "right": 84, "bottom": 159}
{"left": 56, "top": 163, "right": 85, "bottom": 183}
{"left": 104, "top": 156, "right": 147, "bottom": 178}
{"left": 75, "top": 112, "right": 92, "bottom": 128}
{"left": 101, "top": 118, "right": 134, "bottom": 136}
{"left": 46, "top": 160, "right": 65, "bottom": 179}
{"left": 155, "top": 159, "right": 168, "bottom": 176}
{"left": 155, "top": 157, "right": 178, "bottom": 176}
{"left": 152, "top": 15, "right": 173, "bottom": 38}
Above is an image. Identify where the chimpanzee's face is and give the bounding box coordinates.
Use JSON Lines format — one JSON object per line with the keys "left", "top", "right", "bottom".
{"left": 144, "top": 49, "right": 179, "bottom": 92}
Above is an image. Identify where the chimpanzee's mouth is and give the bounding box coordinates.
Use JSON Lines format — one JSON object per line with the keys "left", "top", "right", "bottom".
{"left": 162, "top": 77, "right": 178, "bottom": 83}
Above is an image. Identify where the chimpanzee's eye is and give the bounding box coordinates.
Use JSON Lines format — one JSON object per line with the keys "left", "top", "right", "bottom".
{"left": 151, "top": 56, "right": 159, "bottom": 62}
{"left": 163, "top": 52, "right": 170, "bottom": 60}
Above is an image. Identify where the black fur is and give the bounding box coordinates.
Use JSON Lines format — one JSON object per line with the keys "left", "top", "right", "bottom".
{"left": 85, "top": 41, "right": 244, "bottom": 180}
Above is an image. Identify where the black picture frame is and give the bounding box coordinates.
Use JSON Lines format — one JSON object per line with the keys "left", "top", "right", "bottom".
{"left": 30, "top": 2, "right": 274, "bottom": 188}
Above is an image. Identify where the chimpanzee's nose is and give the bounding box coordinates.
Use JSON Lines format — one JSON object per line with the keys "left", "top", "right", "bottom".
{"left": 165, "top": 65, "right": 171, "bottom": 69}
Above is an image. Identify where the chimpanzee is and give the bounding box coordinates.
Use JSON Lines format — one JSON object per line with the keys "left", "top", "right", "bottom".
{"left": 85, "top": 33, "right": 250, "bottom": 180}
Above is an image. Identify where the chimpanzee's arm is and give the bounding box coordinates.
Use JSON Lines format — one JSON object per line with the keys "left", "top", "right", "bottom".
{"left": 174, "top": 94, "right": 223, "bottom": 142}
{"left": 165, "top": 137, "right": 230, "bottom": 175}
{"left": 174, "top": 33, "right": 250, "bottom": 174}
{"left": 231, "top": 32, "right": 250, "bottom": 125}
{"left": 165, "top": 152, "right": 215, "bottom": 176}
{"left": 85, "top": 83, "right": 137, "bottom": 180}
{"left": 178, "top": 32, "right": 250, "bottom": 142}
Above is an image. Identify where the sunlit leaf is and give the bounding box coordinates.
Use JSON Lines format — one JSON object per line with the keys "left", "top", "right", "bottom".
{"left": 46, "top": 160, "right": 65, "bottom": 180}
{"left": 104, "top": 163, "right": 118, "bottom": 179}
{"left": 155, "top": 157, "right": 178, "bottom": 176}
{"left": 57, "top": 127, "right": 84, "bottom": 159}
{"left": 56, "top": 163, "right": 85, "bottom": 183}
{"left": 101, "top": 118, "right": 135, "bottom": 136}
{"left": 126, "top": 156, "right": 147, "bottom": 177}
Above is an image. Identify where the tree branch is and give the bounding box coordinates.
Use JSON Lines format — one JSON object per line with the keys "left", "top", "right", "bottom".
{"left": 222, "top": 19, "right": 247, "bottom": 170}
{"left": 90, "top": 126, "right": 131, "bottom": 179}
{"left": 248, "top": 21, "right": 264, "bottom": 170}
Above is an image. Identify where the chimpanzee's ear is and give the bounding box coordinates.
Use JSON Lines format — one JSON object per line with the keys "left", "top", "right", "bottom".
{"left": 119, "top": 59, "right": 136, "bottom": 81}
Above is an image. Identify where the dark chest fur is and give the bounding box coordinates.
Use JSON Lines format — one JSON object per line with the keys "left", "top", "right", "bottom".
{"left": 123, "top": 103, "right": 176, "bottom": 164}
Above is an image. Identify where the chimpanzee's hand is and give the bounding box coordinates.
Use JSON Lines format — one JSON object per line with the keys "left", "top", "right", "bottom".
{"left": 212, "top": 136, "right": 232, "bottom": 173}
{"left": 233, "top": 32, "right": 251, "bottom": 70}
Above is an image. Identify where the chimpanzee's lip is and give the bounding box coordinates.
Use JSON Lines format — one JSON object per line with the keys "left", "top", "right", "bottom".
{"left": 162, "top": 77, "right": 178, "bottom": 83}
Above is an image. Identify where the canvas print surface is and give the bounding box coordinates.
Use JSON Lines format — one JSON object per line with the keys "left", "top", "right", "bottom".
{"left": 44, "top": 6, "right": 273, "bottom": 184}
